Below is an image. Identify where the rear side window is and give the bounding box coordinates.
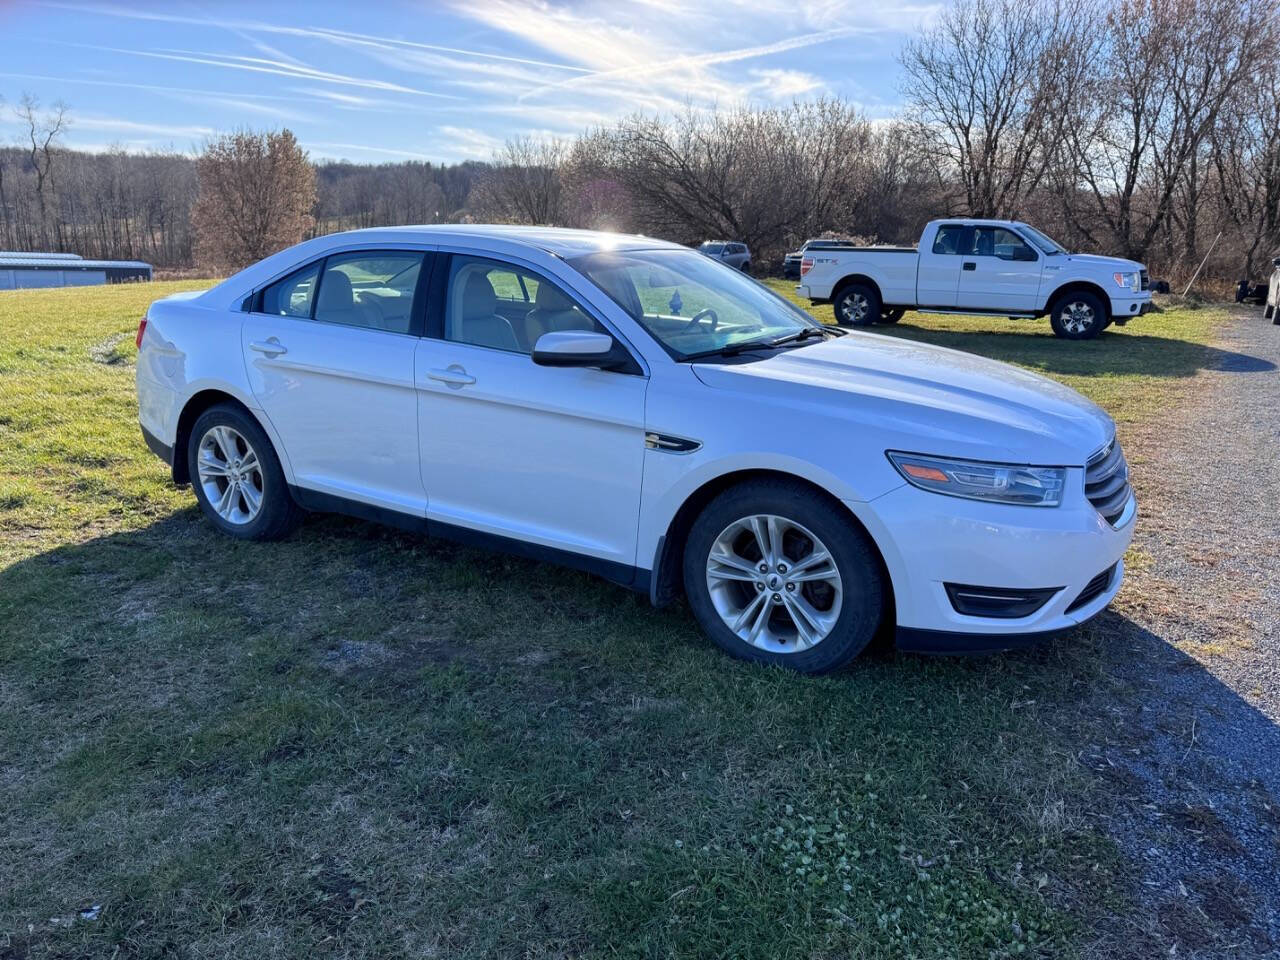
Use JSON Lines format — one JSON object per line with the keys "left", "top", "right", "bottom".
{"left": 931, "top": 226, "right": 965, "bottom": 255}
{"left": 315, "top": 252, "right": 424, "bottom": 333}
{"left": 259, "top": 263, "right": 320, "bottom": 317}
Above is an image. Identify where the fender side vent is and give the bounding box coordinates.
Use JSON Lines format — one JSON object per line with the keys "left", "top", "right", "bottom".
{"left": 645, "top": 432, "right": 700, "bottom": 454}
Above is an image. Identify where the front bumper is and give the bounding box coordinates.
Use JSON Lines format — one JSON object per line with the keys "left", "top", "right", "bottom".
{"left": 845, "top": 476, "right": 1136, "bottom": 651}
{"left": 1110, "top": 294, "right": 1153, "bottom": 319}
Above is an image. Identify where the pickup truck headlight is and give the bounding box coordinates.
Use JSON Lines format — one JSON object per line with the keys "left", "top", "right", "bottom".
{"left": 887, "top": 452, "right": 1065, "bottom": 506}
{"left": 1113, "top": 271, "right": 1139, "bottom": 293}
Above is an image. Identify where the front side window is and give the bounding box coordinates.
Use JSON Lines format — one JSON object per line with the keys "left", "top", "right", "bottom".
{"left": 969, "top": 228, "right": 1036, "bottom": 261}
{"left": 1020, "top": 224, "right": 1068, "bottom": 255}
{"left": 931, "top": 226, "right": 965, "bottom": 255}
{"left": 260, "top": 262, "right": 320, "bottom": 317}
{"left": 443, "top": 255, "right": 604, "bottom": 354}
{"left": 315, "top": 252, "right": 424, "bottom": 333}
{"left": 569, "top": 247, "right": 821, "bottom": 361}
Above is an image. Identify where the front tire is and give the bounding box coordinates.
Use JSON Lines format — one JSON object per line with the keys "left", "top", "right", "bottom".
{"left": 187, "top": 403, "right": 302, "bottom": 541}
{"left": 682, "top": 479, "right": 884, "bottom": 673}
{"left": 1049, "top": 292, "right": 1107, "bottom": 340}
{"left": 833, "top": 283, "right": 881, "bottom": 327}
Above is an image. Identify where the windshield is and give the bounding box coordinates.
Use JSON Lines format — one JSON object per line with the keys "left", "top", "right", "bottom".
{"left": 569, "top": 248, "right": 821, "bottom": 360}
{"left": 1019, "top": 224, "right": 1068, "bottom": 255}
{"left": 698, "top": 242, "right": 725, "bottom": 254}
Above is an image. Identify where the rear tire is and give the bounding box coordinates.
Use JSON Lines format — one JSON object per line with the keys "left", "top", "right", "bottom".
{"left": 682, "top": 479, "right": 884, "bottom": 674}
{"left": 741, "top": 261, "right": 751, "bottom": 273}
{"left": 1049, "top": 291, "right": 1107, "bottom": 340}
{"left": 833, "top": 283, "right": 881, "bottom": 327}
{"left": 187, "top": 403, "right": 303, "bottom": 541}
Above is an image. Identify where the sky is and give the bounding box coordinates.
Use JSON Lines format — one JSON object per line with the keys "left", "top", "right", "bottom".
{"left": 0, "top": 0, "right": 940, "bottom": 165}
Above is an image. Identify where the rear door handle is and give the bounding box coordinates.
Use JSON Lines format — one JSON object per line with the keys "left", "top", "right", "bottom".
{"left": 427, "top": 365, "right": 475, "bottom": 388}
{"left": 249, "top": 337, "right": 287, "bottom": 357}
{"left": 962, "top": 261, "right": 976, "bottom": 271}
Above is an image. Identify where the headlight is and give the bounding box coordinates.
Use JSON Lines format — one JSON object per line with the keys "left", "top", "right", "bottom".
{"left": 1113, "top": 271, "right": 1139, "bottom": 292}
{"left": 887, "top": 452, "right": 1065, "bottom": 506}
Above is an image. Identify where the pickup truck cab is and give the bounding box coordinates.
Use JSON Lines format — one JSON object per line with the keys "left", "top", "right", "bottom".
{"left": 798, "top": 219, "right": 1152, "bottom": 340}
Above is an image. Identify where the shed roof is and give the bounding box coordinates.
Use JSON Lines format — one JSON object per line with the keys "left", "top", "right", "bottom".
{"left": 0, "top": 257, "right": 151, "bottom": 270}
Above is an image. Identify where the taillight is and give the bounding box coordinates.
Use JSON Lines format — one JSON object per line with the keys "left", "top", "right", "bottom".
{"left": 136, "top": 318, "right": 147, "bottom": 349}
{"left": 800, "top": 257, "right": 814, "bottom": 276}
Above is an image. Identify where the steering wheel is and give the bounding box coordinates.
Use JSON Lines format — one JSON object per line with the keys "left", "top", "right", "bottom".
{"left": 686, "top": 307, "right": 719, "bottom": 330}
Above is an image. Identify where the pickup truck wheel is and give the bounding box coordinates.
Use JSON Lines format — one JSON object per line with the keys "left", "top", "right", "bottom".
{"left": 187, "top": 404, "right": 303, "bottom": 541}
{"left": 834, "top": 283, "right": 881, "bottom": 327}
{"left": 1049, "top": 292, "right": 1107, "bottom": 340}
{"left": 683, "top": 479, "right": 884, "bottom": 674}
{"left": 879, "top": 307, "right": 904, "bottom": 324}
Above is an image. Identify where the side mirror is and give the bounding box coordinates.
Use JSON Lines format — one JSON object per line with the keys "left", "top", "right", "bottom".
{"left": 532, "top": 330, "right": 622, "bottom": 369}
{"left": 1005, "top": 247, "right": 1036, "bottom": 262}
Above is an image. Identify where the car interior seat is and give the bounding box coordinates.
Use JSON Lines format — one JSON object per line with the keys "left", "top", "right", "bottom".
{"left": 455, "top": 271, "right": 520, "bottom": 351}
{"left": 521, "top": 281, "right": 595, "bottom": 348}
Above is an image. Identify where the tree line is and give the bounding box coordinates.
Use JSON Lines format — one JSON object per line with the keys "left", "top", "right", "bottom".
{"left": 0, "top": 0, "right": 1276, "bottom": 288}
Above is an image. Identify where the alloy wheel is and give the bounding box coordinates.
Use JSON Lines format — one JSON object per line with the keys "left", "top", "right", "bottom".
{"left": 196, "top": 425, "right": 264, "bottom": 525}
{"left": 1062, "top": 300, "right": 1095, "bottom": 335}
{"left": 705, "top": 514, "right": 844, "bottom": 652}
{"left": 838, "top": 292, "right": 869, "bottom": 324}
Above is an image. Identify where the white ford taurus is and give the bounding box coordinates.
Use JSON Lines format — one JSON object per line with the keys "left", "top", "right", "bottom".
{"left": 136, "top": 225, "right": 1135, "bottom": 672}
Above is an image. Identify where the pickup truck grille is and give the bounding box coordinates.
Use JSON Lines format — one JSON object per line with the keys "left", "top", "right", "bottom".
{"left": 1085, "top": 438, "right": 1131, "bottom": 526}
{"left": 1140, "top": 269, "right": 1149, "bottom": 291}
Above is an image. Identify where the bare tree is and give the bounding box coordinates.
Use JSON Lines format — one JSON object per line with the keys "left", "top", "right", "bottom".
{"left": 192, "top": 129, "right": 316, "bottom": 271}
{"left": 1211, "top": 70, "right": 1280, "bottom": 280}
{"left": 1059, "top": 0, "right": 1278, "bottom": 261}
{"left": 900, "top": 0, "right": 1101, "bottom": 219}
{"left": 470, "top": 137, "right": 568, "bottom": 225}
{"left": 15, "top": 93, "right": 69, "bottom": 249}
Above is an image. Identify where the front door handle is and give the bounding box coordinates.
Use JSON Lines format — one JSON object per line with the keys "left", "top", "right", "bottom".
{"left": 249, "top": 337, "right": 287, "bottom": 357}
{"left": 427, "top": 365, "right": 476, "bottom": 388}
{"left": 962, "top": 261, "right": 976, "bottom": 271}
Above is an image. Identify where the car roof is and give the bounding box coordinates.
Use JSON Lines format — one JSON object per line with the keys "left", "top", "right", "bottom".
{"left": 334, "top": 224, "right": 685, "bottom": 258}
{"left": 930, "top": 218, "right": 1029, "bottom": 228}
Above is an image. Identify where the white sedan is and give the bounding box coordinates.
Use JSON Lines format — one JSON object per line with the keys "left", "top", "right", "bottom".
{"left": 136, "top": 226, "right": 1135, "bottom": 672}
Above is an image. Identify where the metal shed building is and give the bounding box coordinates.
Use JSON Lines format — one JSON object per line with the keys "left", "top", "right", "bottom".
{"left": 0, "top": 252, "right": 153, "bottom": 290}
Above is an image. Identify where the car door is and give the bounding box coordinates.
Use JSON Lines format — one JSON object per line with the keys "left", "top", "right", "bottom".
{"left": 241, "top": 249, "right": 431, "bottom": 515}
{"left": 414, "top": 252, "right": 648, "bottom": 570}
{"left": 956, "top": 226, "right": 1042, "bottom": 311}
{"left": 916, "top": 224, "right": 965, "bottom": 307}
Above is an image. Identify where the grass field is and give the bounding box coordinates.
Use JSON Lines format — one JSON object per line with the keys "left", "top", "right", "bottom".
{"left": 0, "top": 280, "right": 1224, "bottom": 958}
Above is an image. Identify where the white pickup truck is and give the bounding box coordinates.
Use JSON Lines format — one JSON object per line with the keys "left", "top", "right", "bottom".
{"left": 797, "top": 219, "right": 1153, "bottom": 340}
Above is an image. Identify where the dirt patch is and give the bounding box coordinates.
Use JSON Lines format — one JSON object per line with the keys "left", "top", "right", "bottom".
{"left": 88, "top": 332, "right": 132, "bottom": 365}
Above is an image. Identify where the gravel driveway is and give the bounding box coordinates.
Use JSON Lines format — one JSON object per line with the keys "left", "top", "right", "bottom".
{"left": 1084, "top": 305, "right": 1280, "bottom": 957}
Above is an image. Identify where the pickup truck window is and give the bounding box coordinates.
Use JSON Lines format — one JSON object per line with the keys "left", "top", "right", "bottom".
{"left": 932, "top": 226, "right": 965, "bottom": 255}
{"left": 969, "top": 227, "right": 1036, "bottom": 261}
{"left": 1020, "top": 224, "right": 1068, "bottom": 255}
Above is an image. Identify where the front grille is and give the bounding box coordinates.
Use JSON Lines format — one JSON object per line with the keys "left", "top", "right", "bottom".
{"left": 1065, "top": 563, "right": 1117, "bottom": 614}
{"left": 1086, "top": 438, "right": 1131, "bottom": 526}
{"left": 1140, "top": 269, "right": 1149, "bottom": 291}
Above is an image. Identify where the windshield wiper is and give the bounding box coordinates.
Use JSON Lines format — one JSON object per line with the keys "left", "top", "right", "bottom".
{"left": 681, "top": 337, "right": 781, "bottom": 361}
{"left": 769, "top": 327, "right": 830, "bottom": 347}
{"left": 682, "top": 326, "right": 834, "bottom": 362}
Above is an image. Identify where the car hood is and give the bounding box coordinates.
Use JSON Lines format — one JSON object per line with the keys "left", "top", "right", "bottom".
{"left": 1059, "top": 252, "right": 1144, "bottom": 272}
{"left": 691, "top": 333, "right": 1114, "bottom": 466}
